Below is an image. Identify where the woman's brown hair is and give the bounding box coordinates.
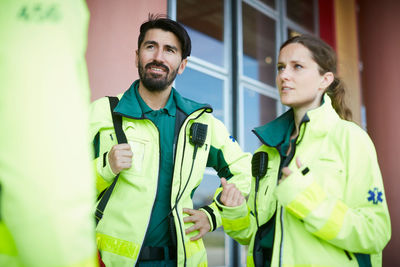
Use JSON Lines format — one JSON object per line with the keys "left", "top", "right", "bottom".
{"left": 280, "top": 34, "right": 353, "bottom": 121}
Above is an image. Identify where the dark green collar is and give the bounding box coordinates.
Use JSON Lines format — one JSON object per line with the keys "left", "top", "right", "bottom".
{"left": 114, "top": 80, "right": 212, "bottom": 118}
{"left": 253, "top": 109, "right": 295, "bottom": 148}
{"left": 253, "top": 94, "right": 338, "bottom": 149}
{"left": 135, "top": 84, "right": 176, "bottom": 117}
{"left": 163, "top": 90, "right": 176, "bottom": 116}
{"left": 253, "top": 109, "right": 311, "bottom": 149}
{"left": 114, "top": 80, "right": 144, "bottom": 118}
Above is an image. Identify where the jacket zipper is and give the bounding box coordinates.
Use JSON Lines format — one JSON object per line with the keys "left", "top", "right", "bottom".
{"left": 174, "top": 120, "right": 188, "bottom": 267}
{"left": 115, "top": 106, "right": 210, "bottom": 266}
{"left": 278, "top": 121, "right": 308, "bottom": 267}
{"left": 134, "top": 119, "right": 161, "bottom": 266}
{"left": 279, "top": 206, "right": 284, "bottom": 267}
{"left": 171, "top": 108, "right": 208, "bottom": 267}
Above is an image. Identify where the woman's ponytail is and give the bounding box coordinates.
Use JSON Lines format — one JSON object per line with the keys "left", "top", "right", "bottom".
{"left": 326, "top": 77, "right": 352, "bottom": 121}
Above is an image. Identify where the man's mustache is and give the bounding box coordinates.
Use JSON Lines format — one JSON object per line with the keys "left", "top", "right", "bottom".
{"left": 145, "top": 61, "right": 169, "bottom": 73}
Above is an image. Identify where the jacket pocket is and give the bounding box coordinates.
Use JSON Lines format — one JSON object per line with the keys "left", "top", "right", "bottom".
{"left": 127, "top": 139, "right": 147, "bottom": 174}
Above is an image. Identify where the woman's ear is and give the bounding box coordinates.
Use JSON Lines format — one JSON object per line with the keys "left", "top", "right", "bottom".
{"left": 320, "top": 72, "right": 334, "bottom": 90}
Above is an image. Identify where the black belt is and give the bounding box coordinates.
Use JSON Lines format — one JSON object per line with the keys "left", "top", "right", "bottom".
{"left": 138, "top": 245, "right": 176, "bottom": 261}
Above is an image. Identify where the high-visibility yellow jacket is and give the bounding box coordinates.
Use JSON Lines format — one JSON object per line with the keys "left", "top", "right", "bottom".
{"left": 90, "top": 80, "right": 251, "bottom": 266}
{"left": 219, "top": 95, "right": 391, "bottom": 267}
{"left": 0, "top": 1, "right": 97, "bottom": 266}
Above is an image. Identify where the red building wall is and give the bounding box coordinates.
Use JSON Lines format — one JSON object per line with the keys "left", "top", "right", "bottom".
{"left": 358, "top": 0, "right": 400, "bottom": 264}
{"left": 318, "top": 0, "right": 336, "bottom": 51}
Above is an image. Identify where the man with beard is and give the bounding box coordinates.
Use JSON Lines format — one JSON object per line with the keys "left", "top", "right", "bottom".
{"left": 90, "top": 15, "right": 251, "bottom": 267}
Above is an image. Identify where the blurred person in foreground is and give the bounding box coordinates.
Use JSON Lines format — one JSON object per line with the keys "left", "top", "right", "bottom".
{"left": 0, "top": 1, "right": 97, "bottom": 266}
{"left": 217, "top": 34, "right": 391, "bottom": 267}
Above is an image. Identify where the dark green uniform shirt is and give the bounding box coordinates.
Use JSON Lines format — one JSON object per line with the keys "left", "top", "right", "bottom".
{"left": 135, "top": 87, "right": 176, "bottom": 247}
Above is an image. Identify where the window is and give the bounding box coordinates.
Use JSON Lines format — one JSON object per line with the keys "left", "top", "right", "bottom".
{"left": 177, "top": 0, "right": 225, "bottom": 67}
{"left": 242, "top": 86, "right": 278, "bottom": 153}
{"left": 170, "top": 0, "right": 318, "bottom": 265}
{"left": 242, "top": 2, "right": 276, "bottom": 86}
{"left": 286, "top": 0, "right": 316, "bottom": 32}
{"left": 175, "top": 2, "right": 229, "bottom": 265}
{"left": 176, "top": 68, "right": 225, "bottom": 121}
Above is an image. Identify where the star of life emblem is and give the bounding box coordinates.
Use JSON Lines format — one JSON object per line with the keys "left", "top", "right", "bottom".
{"left": 367, "top": 187, "right": 383, "bottom": 204}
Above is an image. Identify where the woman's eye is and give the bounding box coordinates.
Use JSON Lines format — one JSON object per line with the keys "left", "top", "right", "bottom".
{"left": 277, "top": 65, "right": 285, "bottom": 72}
{"left": 294, "top": 64, "right": 303, "bottom": 69}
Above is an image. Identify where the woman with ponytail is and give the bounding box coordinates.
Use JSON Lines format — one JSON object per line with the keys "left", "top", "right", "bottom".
{"left": 216, "top": 34, "right": 391, "bottom": 266}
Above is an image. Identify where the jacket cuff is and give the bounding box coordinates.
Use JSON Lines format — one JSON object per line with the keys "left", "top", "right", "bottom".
{"left": 199, "top": 205, "right": 217, "bottom": 232}
{"left": 216, "top": 198, "right": 248, "bottom": 219}
{"left": 213, "top": 189, "right": 250, "bottom": 231}
{"left": 199, "top": 201, "right": 222, "bottom": 231}
{"left": 275, "top": 166, "right": 326, "bottom": 220}
{"left": 217, "top": 199, "right": 250, "bottom": 232}
{"left": 213, "top": 187, "right": 248, "bottom": 218}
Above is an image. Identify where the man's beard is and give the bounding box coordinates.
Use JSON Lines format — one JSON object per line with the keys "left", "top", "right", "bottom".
{"left": 138, "top": 61, "right": 179, "bottom": 92}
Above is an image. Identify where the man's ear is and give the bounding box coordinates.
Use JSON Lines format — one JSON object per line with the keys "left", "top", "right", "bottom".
{"left": 177, "top": 58, "right": 188, "bottom": 74}
{"left": 135, "top": 50, "right": 139, "bottom": 68}
{"left": 320, "top": 71, "right": 334, "bottom": 90}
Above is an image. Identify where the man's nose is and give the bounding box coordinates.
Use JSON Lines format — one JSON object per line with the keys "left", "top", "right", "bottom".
{"left": 153, "top": 49, "right": 164, "bottom": 61}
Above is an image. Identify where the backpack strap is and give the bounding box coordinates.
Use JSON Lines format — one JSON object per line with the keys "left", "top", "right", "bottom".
{"left": 95, "top": 96, "right": 127, "bottom": 225}
{"left": 108, "top": 96, "right": 127, "bottom": 144}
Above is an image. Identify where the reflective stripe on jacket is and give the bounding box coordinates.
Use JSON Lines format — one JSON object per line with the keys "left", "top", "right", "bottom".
{"left": 220, "top": 95, "right": 391, "bottom": 267}
{"left": 90, "top": 80, "right": 251, "bottom": 266}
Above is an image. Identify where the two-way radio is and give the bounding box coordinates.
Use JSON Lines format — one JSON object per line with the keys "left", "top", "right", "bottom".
{"left": 189, "top": 122, "right": 208, "bottom": 158}
{"left": 251, "top": 151, "right": 268, "bottom": 227}
{"left": 176, "top": 122, "right": 208, "bottom": 204}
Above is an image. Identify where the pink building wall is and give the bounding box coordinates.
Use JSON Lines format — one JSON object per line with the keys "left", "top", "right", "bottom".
{"left": 86, "top": 0, "right": 167, "bottom": 101}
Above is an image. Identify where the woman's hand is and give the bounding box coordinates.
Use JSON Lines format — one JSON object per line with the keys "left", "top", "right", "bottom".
{"left": 280, "top": 157, "right": 302, "bottom": 183}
